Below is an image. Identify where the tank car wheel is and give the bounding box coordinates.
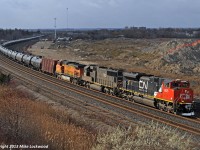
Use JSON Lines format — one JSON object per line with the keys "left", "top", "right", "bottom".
{"left": 109, "top": 90, "right": 113, "bottom": 95}
{"left": 106, "top": 90, "right": 109, "bottom": 95}
{"left": 75, "top": 80, "right": 78, "bottom": 85}
{"left": 86, "top": 83, "right": 89, "bottom": 88}
{"left": 86, "top": 84, "right": 88, "bottom": 88}
{"left": 104, "top": 88, "right": 109, "bottom": 94}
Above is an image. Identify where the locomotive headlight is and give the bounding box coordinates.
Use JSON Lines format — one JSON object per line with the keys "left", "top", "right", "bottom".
{"left": 185, "top": 104, "right": 191, "bottom": 109}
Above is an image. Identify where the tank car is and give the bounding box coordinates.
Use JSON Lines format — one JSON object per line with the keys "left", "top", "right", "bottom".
{"left": 1, "top": 47, "right": 7, "bottom": 55}
{"left": 15, "top": 52, "right": 24, "bottom": 62}
{"left": 30, "top": 56, "right": 42, "bottom": 70}
{"left": 22, "top": 54, "right": 33, "bottom": 66}
{"left": 7, "top": 50, "right": 13, "bottom": 58}
{"left": 0, "top": 46, "right": 7, "bottom": 55}
{"left": 2, "top": 48, "right": 9, "bottom": 56}
{"left": 0, "top": 46, "right": 3, "bottom": 53}
{"left": 10, "top": 51, "right": 18, "bottom": 60}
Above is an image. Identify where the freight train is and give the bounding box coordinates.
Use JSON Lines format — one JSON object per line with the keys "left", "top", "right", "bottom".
{"left": 0, "top": 38, "right": 195, "bottom": 116}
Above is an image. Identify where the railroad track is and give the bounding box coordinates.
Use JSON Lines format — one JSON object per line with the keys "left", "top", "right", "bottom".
{"left": 0, "top": 54, "right": 200, "bottom": 137}
{"left": 14, "top": 74, "right": 136, "bottom": 128}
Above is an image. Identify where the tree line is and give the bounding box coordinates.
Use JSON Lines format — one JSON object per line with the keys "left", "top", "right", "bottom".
{"left": 0, "top": 28, "right": 40, "bottom": 42}
{"left": 57, "top": 27, "right": 200, "bottom": 40}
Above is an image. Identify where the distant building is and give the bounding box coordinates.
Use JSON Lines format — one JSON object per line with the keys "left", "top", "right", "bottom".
{"left": 193, "top": 31, "right": 200, "bottom": 37}
{"left": 57, "top": 37, "right": 72, "bottom": 41}
{"left": 117, "top": 35, "right": 125, "bottom": 38}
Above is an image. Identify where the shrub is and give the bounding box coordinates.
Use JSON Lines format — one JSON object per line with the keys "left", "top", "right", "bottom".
{"left": 0, "top": 73, "right": 10, "bottom": 84}
{"left": 92, "top": 122, "right": 198, "bottom": 150}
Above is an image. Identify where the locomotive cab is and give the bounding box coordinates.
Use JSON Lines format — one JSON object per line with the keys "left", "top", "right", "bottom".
{"left": 154, "top": 79, "right": 195, "bottom": 116}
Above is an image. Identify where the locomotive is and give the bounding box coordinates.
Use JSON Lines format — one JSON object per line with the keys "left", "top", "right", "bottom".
{"left": 0, "top": 37, "right": 195, "bottom": 116}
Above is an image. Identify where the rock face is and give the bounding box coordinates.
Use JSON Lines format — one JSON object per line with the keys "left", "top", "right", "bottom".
{"left": 159, "top": 39, "right": 200, "bottom": 75}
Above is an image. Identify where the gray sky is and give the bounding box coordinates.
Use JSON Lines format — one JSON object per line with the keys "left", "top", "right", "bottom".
{"left": 0, "top": 0, "right": 200, "bottom": 29}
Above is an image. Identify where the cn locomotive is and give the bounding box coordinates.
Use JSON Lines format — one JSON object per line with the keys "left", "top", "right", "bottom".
{"left": 0, "top": 37, "right": 195, "bottom": 116}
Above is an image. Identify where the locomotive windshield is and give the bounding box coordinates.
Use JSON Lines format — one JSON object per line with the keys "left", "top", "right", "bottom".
{"left": 171, "top": 81, "right": 190, "bottom": 88}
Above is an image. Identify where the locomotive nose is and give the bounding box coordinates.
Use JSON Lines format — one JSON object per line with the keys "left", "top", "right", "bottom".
{"left": 179, "top": 89, "right": 192, "bottom": 102}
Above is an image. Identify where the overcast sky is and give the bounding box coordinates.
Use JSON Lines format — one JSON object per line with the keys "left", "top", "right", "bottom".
{"left": 0, "top": 0, "right": 200, "bottom": 29}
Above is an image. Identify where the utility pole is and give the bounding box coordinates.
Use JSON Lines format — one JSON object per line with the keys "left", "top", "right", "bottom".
{"left": 67, "top": 8, "right": 69, "bottom": 31}
{"left": 54, "top": 18, "right": 57, "bottom": 41}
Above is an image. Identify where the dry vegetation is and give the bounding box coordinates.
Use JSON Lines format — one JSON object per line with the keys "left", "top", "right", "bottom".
{"left": 0, "top": 86, "right": 96, "bottom": 149}
{"left": 0, "top": 84, "right": 199, "bottom": 150}
{"left": 93, "top": 123, "right": 199, "bottom": 150}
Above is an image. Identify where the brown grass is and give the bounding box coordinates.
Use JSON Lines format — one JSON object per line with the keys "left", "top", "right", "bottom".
{"left": 0, "top": 85, "right": 199, "bottom": 150}
{"left": 93, "top": 122, "right": 199, "bottom": 150}
{"left": 0, "top": 86, "right": 96, "bottom": 149}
